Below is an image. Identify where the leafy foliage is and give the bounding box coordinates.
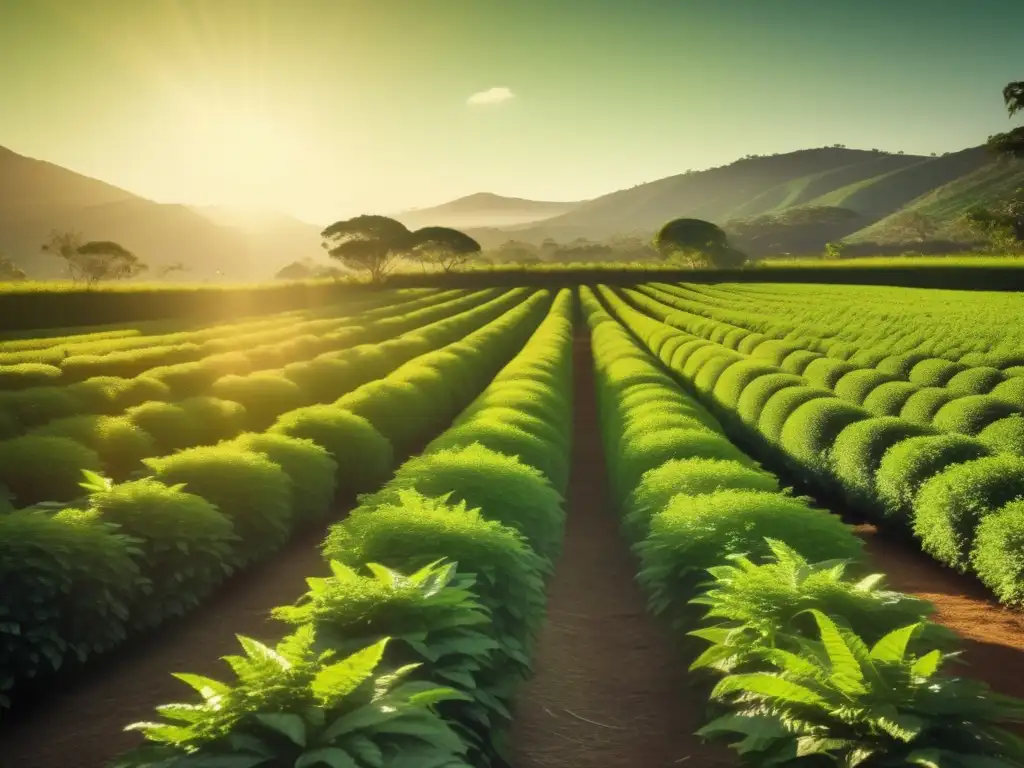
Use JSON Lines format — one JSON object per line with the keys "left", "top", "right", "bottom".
{"left": 0, "top": 434, "right": 102, "bottom": 506}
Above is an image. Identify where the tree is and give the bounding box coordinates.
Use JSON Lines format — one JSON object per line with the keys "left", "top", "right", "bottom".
{"left": 959, "top": 189, "right": 1024, "bottom": 253}
{"left": 1005, "top": 81, "right": 1024, "bottom": 117}
{"left": 407, "top": 227, "right": 481, "bottom": 273}
{"left": 888, "top": 211, "right": 939, "bottom": 243}
{"left": 321, "top": 215, "right": 413, "bottom": 282}
{"left": 824, "top": 241, "right": 847, "bottom": 260}
{"left": 158, "top": 262, "right": 187, "bottom": 279}
{"left": 653, "top": 218, "right": 746, "bottom": 268}
{"left": 987, "top": 80, "right": 1024, "bottom": 158}
{"left": 41, "top": 231, "right": 147, "bottom": 285}
{"left": 0, "top": 253, "right": 27, "bottom": 282}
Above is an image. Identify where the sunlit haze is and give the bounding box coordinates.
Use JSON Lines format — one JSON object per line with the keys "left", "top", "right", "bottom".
{"left": 1, "top": 0, "right": 1021, "bottom": 224}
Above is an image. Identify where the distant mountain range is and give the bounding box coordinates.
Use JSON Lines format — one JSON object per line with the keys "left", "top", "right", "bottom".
{"left": 1, "top": 141, "right": 1020, "bottom": 279}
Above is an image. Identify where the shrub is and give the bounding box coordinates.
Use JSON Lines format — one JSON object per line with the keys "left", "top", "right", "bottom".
{"left": 0, "top": 363, "right": 62, "bottom": 390}
{"left": 228, "top": 432, "right": 338, "bottom": 524}
{"left": 833, "top": 368, "right": 898, "bottom": 405}
{"left": 124, "top": 401, "right": 201, "bottom": 453}
{"left": 909, "top": 357, "right": 966, "bottom": 387}
{"left": 366, "top": 445, "right": 565, "bottom": 562}
{"left": 979, "top": 414, "right": 1024, "bottom": 455}
{"left": 70, "top": 479, "right": 236, "bottom": 628}
{"left": 269, "top": 405, "right": 393, "bottom": 494}
{"left": 0, "top": 510, "right": 141, "bottom": 705}
{"left": 140, "top": 362, "right": 218, "bottom": 398}
{"left": 32, "top": 415, "right": 157, "bottom": 480}
{"left": 625, "top": 458, "right": 779, "bottom": 541}
{"left": 178, "top": 396, "right": 248, "bottom": 445}
{"left": 900, "top": 387, "right": 956, "bottom": 425}
{"left": 336, "top": 380, "right": 432, "bottom": 456}
{"left": 280, "top": 356, "right": 360, "bottom": 403}
{"left": 932, "top": 395, "right": 1020, "bottom": 435}
{"left": 991, "top": 376, "right": 1024, "bottom": 408}
{"left": 749, "top": 339, "right": 803, "bottom": 367}
{"left": 757, "top": 386, "right": 833, "bottom": 445}
{"left": 67, "top": 375, "right": 172, "bottom": 413}
{"left": 736, "top": 332, "right": 766, "bottom": 354}
{"left": 912, "top": 455, "right": 1024, "bottom": 571}
{"left": 735, "top": 373, "right": 804, "bottom": 428}
{"left": 0, "top": 386, "right": 80, "bottom": 429}
{"left": 669, "top": 339, "right": 714, "bottom": 370}
{"left": 778, "top": 398, "right": 868, "bottom": 482}
{"left": 876, "top": 434, "right": 993, "bottom": 525}
{"left": 692, "top": 355, "right": 741, "bottom": 397}
{"left": 780, "top": 349, "right": 823, "bottom": 375}
{"left": 862, "top": 380, "right": 918, "bottom": 416}
{"left": 637, "top": 490, "right": 862, "bottom": 614}
{"left": 876, "top": 352, "right": 930, "bottom": 377}
{"left": 803, "top": 357, "right": 856, "bottom": 389}
{"left": 828, "top": 417, "right": 936, "bottom": 514}
{"left": 144, "top": 446, "right": 294, "bottom": 566}
{"left": 946, "top": 366, "right": 1005, "bottom": 396}
{"left": 971, "top": 499, "right": 1024, "bottom": 606}
{"left": 0, "top": 435, "right": 102, "bottom": 506}
{"left": 211, "top": 372, "right": 309, "bottom": 430}
{"left": 681, "top": 345, "right": 730, "bottom": 380}
{"left": 324, "top": 491, "right": 549, "bottom": 641}
{"left": 712, "top": 361, "right": 785, "bottom": 412}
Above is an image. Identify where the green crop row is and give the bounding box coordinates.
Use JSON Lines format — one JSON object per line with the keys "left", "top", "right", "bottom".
{"left": 0, "top": 288, "right": 529, "bottom": 508}
{"left": 627, "top": 283, "right": 1024, "bottom": 452}
{"left": 0, "top": 290, "right": 552, "bottom": 714}
{"left": 581, "top": 285, "right": 1024, "bottom": 766}
{"left": 110, "top": 290, "right": 575, "bottom": 768}
{"left": 598, "top": 285, "right": 1024, "bottom": 607}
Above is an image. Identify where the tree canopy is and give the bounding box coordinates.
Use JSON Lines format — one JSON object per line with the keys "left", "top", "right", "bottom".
{"left": 653, "top": 218, "right": 747, "bottom": 268}
{"left": 41, "top": 231, "right": 147, "bottom": 285}
{"left": 987, "top": 81, "right": 1024, "bottom": 158}
{"left": 321, "top": 215, "right": 479, "bottom": 281}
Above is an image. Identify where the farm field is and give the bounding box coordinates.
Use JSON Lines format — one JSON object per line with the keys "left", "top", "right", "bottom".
{"left": 2, "top": 281, "right": 1024, "bottom": 767}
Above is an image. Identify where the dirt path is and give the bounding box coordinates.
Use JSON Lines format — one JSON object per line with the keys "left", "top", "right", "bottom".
{"left": 856, "top": 524, "right": 1024, "bottom": 703}
{"left": 509, "top": 335, "right": 732, "bottom": 768}
{"left": 0, "top": 517, "right": 338, "bottom": 768}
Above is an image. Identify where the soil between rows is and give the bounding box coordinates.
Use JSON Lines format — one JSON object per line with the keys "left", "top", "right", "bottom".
{"left": 509, "top": 336, "right": 732, "bottom": 768}
{"left": 0, "top": 516, "right": 338, "bottom": 768}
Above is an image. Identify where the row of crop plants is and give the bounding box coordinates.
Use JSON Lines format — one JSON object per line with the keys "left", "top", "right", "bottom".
{"left": 623, "top": 284, "right": 1024, "bottom": 446}
{"left": 596, "top": 285, "right": 1024, "bottom": 609}
{"left": 579, "top": 285, "right": 1024, "bottom": 766}
{"left": 107, "top": 289, "right": 575, "bottom": 767}
{"left": 0, "top": 288, "right": 524, "bottom": 509}
{"left": 0, "top": 288, "right": 551, "bottom": 714}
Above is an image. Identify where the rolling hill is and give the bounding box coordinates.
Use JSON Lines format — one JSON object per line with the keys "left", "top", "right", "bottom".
{"left": 393, "top": 192, "right": 583, "bottom": 230}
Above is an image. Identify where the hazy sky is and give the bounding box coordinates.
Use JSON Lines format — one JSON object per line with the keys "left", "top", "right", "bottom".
{"left": 1, "top": 0, "right": 1021, "bottom": 224}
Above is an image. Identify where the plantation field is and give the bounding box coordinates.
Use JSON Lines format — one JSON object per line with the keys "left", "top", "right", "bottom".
{"left": 2, "top": 281, "right": 1024, "bottom": 767}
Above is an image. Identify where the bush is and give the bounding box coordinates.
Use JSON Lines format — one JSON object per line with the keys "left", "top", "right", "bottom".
{"left": 269, "top": 405, "right": 393, "bottom": 495}
{"left": 178, "top": 396, "right": 248, "bottom": 445}
{"left": 67, "top": 375, "right": 172, "bottom": 413}
{"left": 0, "top": 386, "right": 80, "bottom": 429}
{"left": 946, "top": 366, "right": 1005, "bottom": 396}
{"left": 144, "top": 446, "right": 294, "bottom": 566}
{"left": 692, "top": 356, "right": 741, "bottom": 398}
{"left": 323, "top": 491, "right": 549, "bottom": 641}
{"left": 778, "top": 398, "right": 868, "bottom": 482}
{"left": 735, "top": 373, "right": 804, "bottom": 428}
{"left": 971, "top": 499, "right": 1024, "bottom": 605}
{"left": 899, "top": 387, "right": 956, "bottom": 425}
{"left": 979, "top": 415, "right": 1024, "bottom": 455}
{"left": 0, "top": 510, "right": 141, "bottom": 705}
{"left": 365, "top": 445, "right": 565, "bottom": 563}
{"left": 828, "top": 417, "right": 936, "bottom": 515}
{"left": 750, "top": 340, "right": 804, "bottom": 367}
{"left": 124, "top": 401, "right": 201, "bottom": 453}
{"left": 625, "top": 458, "right": 779, "bottom": 541}
{"left": 909, "top": 358, "right": 966, "bottom": 387}
{"left": 0, "top": 363, "right": 62, "bottom": 390}
{"left": 933, "top": 395, "right": 1021, "bottom": 435}
{"left": 780, "top": 349, "right": 823, "bottom": 375}
{"left": 0, "top": 435, "right": 102, "bottom": 506}
{"left": 991, "top": 376, "right": 1024, "bottom": 408}
{"left": 876, "top": 352, "right": 930, "bottom": 378}
{"left": 335, "top": 380, "right": 432, "bottom": 456}
{"left": 912, "top": 455, "right": 1024, "bottom": 571}
{"left": 32, "top": 415, "right": 157, "bottom": 480}
{"left": 228, "top": 432, "right": 338, "bottom": 524}
{"left": 736, "top": 332, "right": 766, "bottom": 355}
{"left": 875, "top": 434, "right": 993, "bottom": 525}
{"left": 637, "top": 490, "right": 862, "bottom": 614}
{"left": 711, "top": 361, "right": 780, "bottom": 411}
{"left": 140, "top": 362, "right": 218, "bottom": 398}
{"left": 833, "top": 368, "right": 898, "bottom": 405}
{"left": 757, "top": 386, "right": 834, "bottom": 445}
{"left": 803, "top": 357, "right": 856, "bottom": 389}
{"left": 280, "top": 356, "right": 360, "bottom": 403}
{"left": 211, "top": 372, "right": 309, "bottom": 431}
{"left": 862, "top": 380, "right": 918, "bottom": 416}
{"left": 69, "top": 479, "right": 236, "bottom": 628}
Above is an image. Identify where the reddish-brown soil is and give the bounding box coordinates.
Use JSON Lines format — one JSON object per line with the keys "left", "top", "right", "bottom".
{"left": 509, "top": 336, "right": 732, "bottom": 768}
{"left": 0, "top": 519, "right": 336, "bottom": 768}
{"left": 856, "top": 524, "right": 1024, "bottom": 702}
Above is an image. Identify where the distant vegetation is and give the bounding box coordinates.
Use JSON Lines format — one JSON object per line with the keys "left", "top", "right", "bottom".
{"left": 40, "top": 230, "right": 147, "bottom": 285}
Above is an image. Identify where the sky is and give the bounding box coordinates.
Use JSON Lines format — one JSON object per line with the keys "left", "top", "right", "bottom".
{"left": 0, "top": 0, "right": 1021, "bottom": 224}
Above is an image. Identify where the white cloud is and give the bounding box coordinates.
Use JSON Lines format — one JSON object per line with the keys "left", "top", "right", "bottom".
{"left": 467, "top": 86, "right": 515, "bottom": 106}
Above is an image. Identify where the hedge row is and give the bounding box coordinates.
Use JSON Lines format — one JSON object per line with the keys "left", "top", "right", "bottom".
{"left": 599, "top": 285, "right": 1024, "bottom": 606}
{"left": 581, "top": 286, "right": 1024, "bottom": 765}
{"left": 0, "top": 289, "right": 551, "bottom": 714}
{"left": 110, "top": 290, "right": 575, "bottom": 767}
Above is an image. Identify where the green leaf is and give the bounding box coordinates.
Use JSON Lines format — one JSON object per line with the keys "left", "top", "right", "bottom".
{"left": 171, "top": 673, "right": 231, "bottom": 702}
{"left": 711, "top": 673, "right": 826, "bottom": 706}
{"left": 344, "top": 735, "right": 383, "bottom": 767}
{"left": 254, "top": 712, "right": 307, "bottom": 746}
{"left": 869, "top": 623, "right": 921, "bottom": 664}
{"left": 805, "top": 609, "right": 866, "bottom": 695}
{"left": 312, "top": 639, "right": 387, "bottom": 705}
{"left": 320, "top": 703, "right": 402, "bottom": 742}
{"left": 364, "top": 563, "right": 400, "bottom": 588}
{"left": 911, "top": 649, "right": 943, "bottom": 678}
{"left": 294, "top": 747, "right": 359, "bottom": 768}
